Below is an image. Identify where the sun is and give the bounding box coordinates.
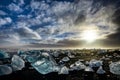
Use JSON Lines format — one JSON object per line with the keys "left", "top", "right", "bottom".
{"left": 81, "top": 30, "right": 98, "bottom": 42}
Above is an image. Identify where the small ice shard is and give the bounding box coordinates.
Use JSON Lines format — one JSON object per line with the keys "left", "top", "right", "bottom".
{"left": 97, "top": 66, "right": 106, "bottom": 74}
{"left": 30, "top": 52, "right": 57, "bottom": 74}
{"left": 11, "top": 55, "right": 25, "bottom": 71}
{"left": 85, "top": 66, "right": 94, "bottom": 72}
{"left": 89, "top": 59, "right": 103, "bottom": 67}
{"left": 0, "top": 50, "right": 9, "bottom": 59}
{"left": 61, "top": 57, "right": 70, "bottom": 62}
{"left": 109, "top": 61, "right": 120, "bottom": 75}
{"left": 0, "top": 65, "right": 12, "bottom": 76}
{"left": 59, "top": 66, "right": 69, "bottom": 74}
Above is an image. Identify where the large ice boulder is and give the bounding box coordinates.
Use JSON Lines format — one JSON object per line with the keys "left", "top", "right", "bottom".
{"left": 0, "top": 50, "right": 9, "bottom": 59}
{"left": 11, "top": 55, "right": 25, "bottom": 71}
{"left": 0, "top": 65, "right": 12, "bottom": 76}
{"left": 31, "top": 58, "right": 56, "bottom": 74}
{"left": 28, "top": 52, "right": 57, "bottom": 74}
{"left": 109, "top": 61, "right": 120, "bottom": 75}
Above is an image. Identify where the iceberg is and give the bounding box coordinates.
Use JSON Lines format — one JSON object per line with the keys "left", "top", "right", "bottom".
{"left": 31, "top": 58, "right": 55, "bottom": 74}
{"left": 0, "top": 50, "right": 9, "bottom": 59}
{"left": 0, "top": 65, "right": 12, "bottom": 76}
{"left": 11, "top": 55, "right": 25, "bottom": 71}
{"left": 109, "top": 61, "right": 120, "bottom": 75}
{"left": 28, "top": 52, "right": 57, "bottom": 74}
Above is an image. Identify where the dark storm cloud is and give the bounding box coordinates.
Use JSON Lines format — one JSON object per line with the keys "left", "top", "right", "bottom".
{"left": 102, "top": 2, "right": 120, "bottom": 47}
{"left": 22, "top": 39, "right": 85, "bottom": 48}
{"left": 57, "top": 39, "right": 85, "bottom": 47}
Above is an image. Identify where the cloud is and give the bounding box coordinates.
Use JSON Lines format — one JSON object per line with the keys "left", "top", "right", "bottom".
{"left": 0, "top": 17, "right": 12, "bottom": 26}
{"left": 13, "top": 0, "right": 25, "bottom": 6}
{"left": 0, "top": 0, "right": 120, "bottom": 48}
{"left": 15, "top": 27, "right": 41, "bottom": 40}
{"left": 0, "top": 10, "right": 7, "bottom": 15}
{"left": 8, "top": 3, "right": 23, "bottom": 13}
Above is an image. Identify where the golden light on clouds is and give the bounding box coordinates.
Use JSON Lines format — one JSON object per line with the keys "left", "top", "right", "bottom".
{"left": 81, "top": 30, "right": 98, "bottom": 43}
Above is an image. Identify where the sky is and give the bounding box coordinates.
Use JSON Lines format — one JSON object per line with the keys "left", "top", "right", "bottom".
{"left": 0, "top": 0, "right": 120, "bottom": 49}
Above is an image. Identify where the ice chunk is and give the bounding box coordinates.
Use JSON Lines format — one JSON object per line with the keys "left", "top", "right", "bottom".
{"left": 26, "top": 56, "right": 38, "bottom": 63}
{"left": 11, "top": 55, "right": 25, "bottom": 71}
{"left": 61, "top": 57, "right": 70, "bottom": 62}
{"left": 89, "top": 59, "right": 103, "bottom": 67}
{"left": 68, "top": 53, "right": 75, "bottom": 58}
{"left": 70, "top": 64, "right": 76, "bottom": 71}
{"left": 17, "top": 50, "right": 27, "bottom": 59}
{"left": 0, "top": 50, "right": 9, "bottom": 59}
{"left": 0, "top": 65, "right": 12, "bottom": 76}
{"left": 74, "top": 60, "right": 86, "bottom": 70}
{"left": 41, "top": 52, "right": 50, "bottom": 58}
{"left": 52, "top": 52, "right": 60, "bottom": 57}
{"left": 85, "top": 66, "right": 94, "bottom": 72}
{"left": 70, "top": 61, "right": 86, "bottom": 71}
{"left": 53, "top": 66, "right": 61, "bottom": 72}
{"left": 18, "top": 50, "right": 24, "bottom": 56}
{"left": 31, "top": 58, "right": 56, "bottom": 74}
{"left": 30, "top": 52, "right": 57, "bottom": 74}
{"left": 109, "top": 61, "right": 120, "bottom": 75}
{"left": 59, "top": 66, "right": 69, "bottom": 74}
{"left": 97, "top": 66, "right": 106, "bottom": 74}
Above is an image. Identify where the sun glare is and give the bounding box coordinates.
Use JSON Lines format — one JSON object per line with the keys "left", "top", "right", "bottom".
{"left": 81, "top": 30, "right": 98, "bottom": 42}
